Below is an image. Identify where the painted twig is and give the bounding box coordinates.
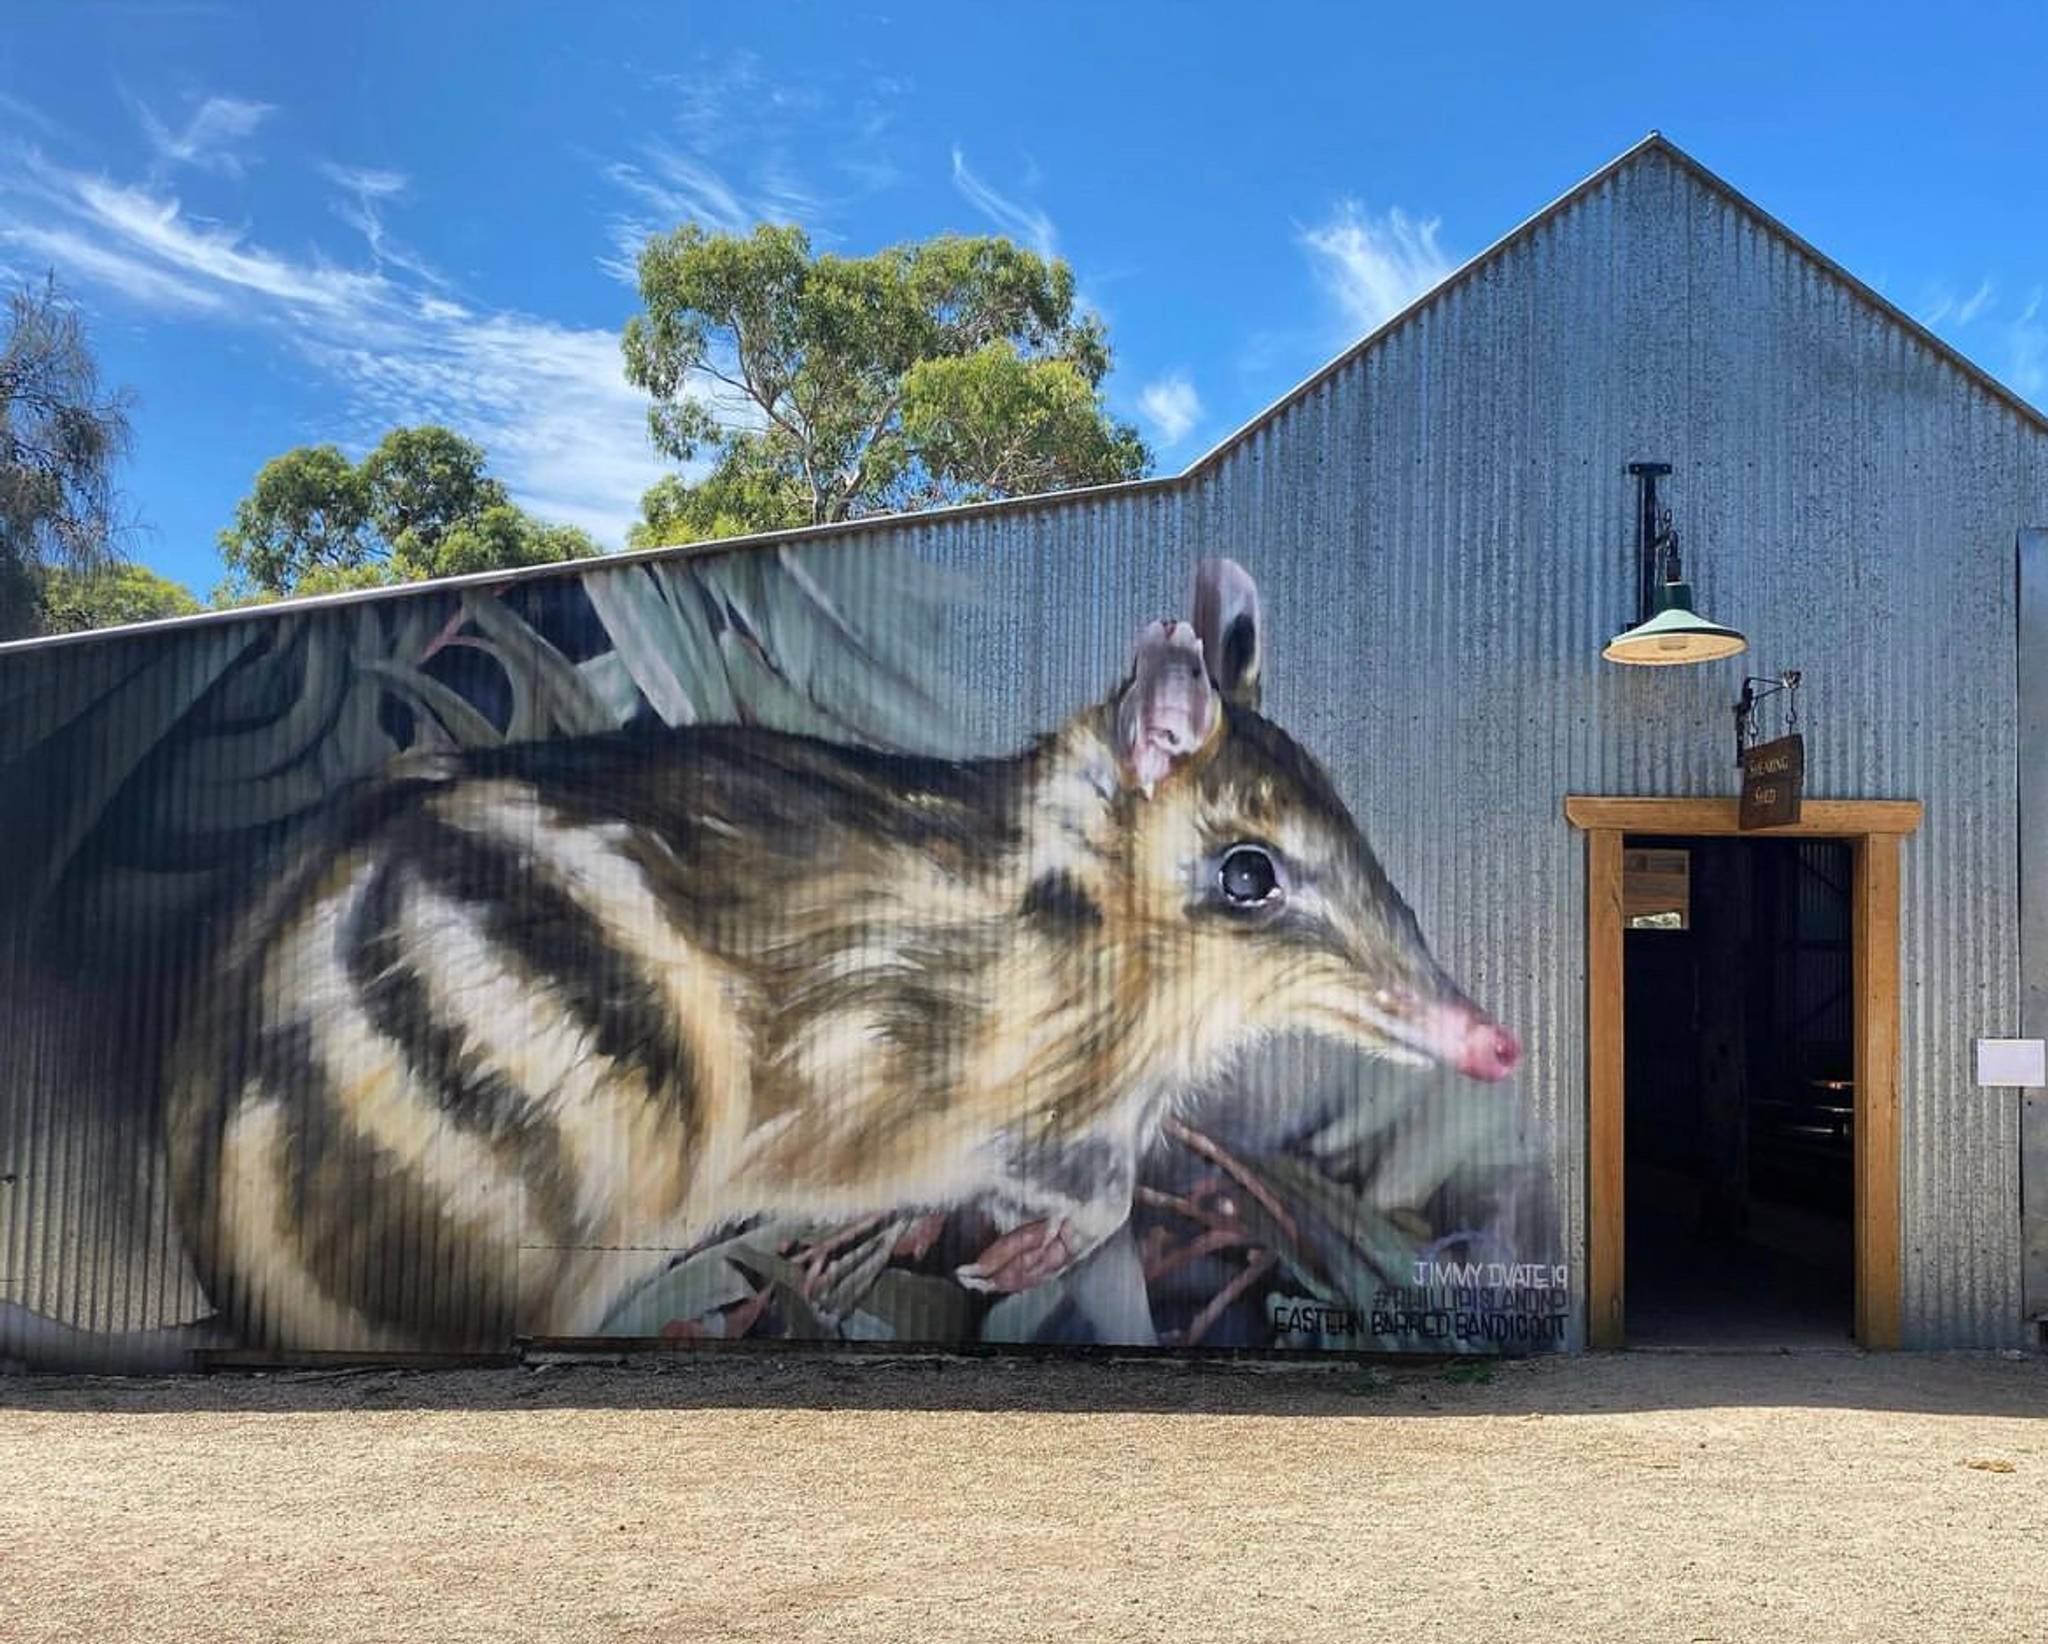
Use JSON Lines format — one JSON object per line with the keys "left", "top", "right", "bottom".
{"left": 1142, "top": 1226, "right": 1256, "bottom": 1285}
{"left": 1179, "top": 1249, "right": 1277, "bottom": 1347}
{"left": 1162, "top": 1119, "right": 1302, "bottom": 1249}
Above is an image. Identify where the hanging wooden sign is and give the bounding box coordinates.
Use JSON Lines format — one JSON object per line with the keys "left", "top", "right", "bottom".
{"left": 1739, "top": 733, "right": 1805, "bottom": 829}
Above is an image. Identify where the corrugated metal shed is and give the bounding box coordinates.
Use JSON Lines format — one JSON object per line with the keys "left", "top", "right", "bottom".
{"left": 793, "top": 138, "right": 2048, "bottom": 1350}
{"left": 1184, "top": 139, "right": 2048, "bottom": 1347}
{"left": 4, "top": 135, "right": 2045, "bottom": 1356}
{"left": 2016, "top": 528, "right": 2048, "bottom": 1328}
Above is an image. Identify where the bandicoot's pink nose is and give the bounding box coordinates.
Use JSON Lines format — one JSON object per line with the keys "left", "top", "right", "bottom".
{"left": 1423, "top": 1001, "right": 1522, "bottom": 1082}
{"left": 1458, "top": 1022, "right": 1521, "bottom": 1081}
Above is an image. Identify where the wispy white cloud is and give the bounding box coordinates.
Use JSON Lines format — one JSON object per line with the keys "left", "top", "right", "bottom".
{"left": 136, "top": 94, "right": 273, "bottom": 179}
{"left": 837, "top": 74, "right": 907, "bottom": 194}
{"left": 2013, "top": 289, "right": 2046, "bottom": 403}
{"left": 601, "top": 145, "right": 764, "bottom": 285}
{"left": 950, "top": 147, "right": 1056, "bottom": 259}
{"left": 0, "top": 218, "right": 224, "bottom": 311}
{"left": 599, "top": 54, "right": 901, "bottom": 285}
{"left": 1138, "top": 374, "right": 1201, "bottom": 446}
{"left": 1299, "top": 202, "right": 1454, "bottom": 336}
{"left": 0, "top": 91, "right": 69, "bottom": 141}
{"left": 300, "top": 310, "right": 665, "bottom": 542}
{"left": 321, "top": 162, "right": 406, "bottom": 202}
{"left": 1920, "top": 279, "right": 1998, "bottom": 329}
{"left": 319, "top": 161, "right": 442, "bottom": 285}
{"left": 611, "top": 147, "right": 751, "bottom": 238}
{"left": 654, "top": 51, "right": 821, "bottom": 150}
{"left": 1916, "top": 272, "right": 2047, "bottom": 408}
{"left": 754, "top": 158, "right": 825, "bottom": 226}
{"left": 601, "top": 141, "right": 833, "bottom": 284}
{"left": 66, "top": 172, "right": 384, "bottom": 311}
{"left": 0, "top": 140, "right": 665, "bottom": 544}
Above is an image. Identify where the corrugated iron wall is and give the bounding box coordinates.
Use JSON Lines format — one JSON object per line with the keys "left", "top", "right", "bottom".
{"left": 4, "top": 144, "right": 2044, "bottom": 1363}
{"left": 1190, "top": 147, "right": 2047, "bottom": 1347}
{"left": 2017, "top": 528, "right": 2048, "bottom": 1327}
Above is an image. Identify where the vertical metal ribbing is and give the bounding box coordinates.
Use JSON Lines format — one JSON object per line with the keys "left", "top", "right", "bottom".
{"left": 1196, "top": 149, "right": 2043, "bottom": 1346}
{"left": 0, "top": 144, "right": 2042, "bottom": 1360}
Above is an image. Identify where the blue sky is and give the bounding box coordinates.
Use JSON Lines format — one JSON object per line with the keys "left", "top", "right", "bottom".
{"left": 4, "top": 0, "right": 2046, "bottom": 597}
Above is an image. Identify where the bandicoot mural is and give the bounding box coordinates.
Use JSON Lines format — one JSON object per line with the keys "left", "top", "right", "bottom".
{"left": 0, "top": 546, "right": 1559, "bottom": 1367}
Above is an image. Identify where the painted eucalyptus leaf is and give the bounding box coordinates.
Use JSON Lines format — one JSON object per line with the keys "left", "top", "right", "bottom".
{"left": 980, "top": 1271, "right": 1078, "bottom": 1345}
{"left": 578, "top": 563, "right": 704, "bottom": 726}
{"left": 361, "top": 657, "right": 504, "bottom": 749}
{"left": 458, "top": 591, "right": 613, "bottom": 738}
{"left": 593, "top": 1242, "right": 760, "bottom": 1337}
{"left": 863, "top": 1268, "right": 976, "bottom": 1341}
{"left": 1254, "top": 1149, "right": 1427, "bottom": 1296}
{"left": 723, "top": 1247, "right": 836, "bottom": 1339}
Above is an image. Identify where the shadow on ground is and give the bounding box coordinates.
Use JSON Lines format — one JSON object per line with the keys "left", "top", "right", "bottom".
{"left": 3, "top": 1347, "right": 2043, "bottom": 1421}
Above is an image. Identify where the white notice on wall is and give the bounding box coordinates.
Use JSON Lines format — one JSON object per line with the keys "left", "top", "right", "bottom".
{"left": 1974, "top": 1038, "right": 2046, "bottom": 1088}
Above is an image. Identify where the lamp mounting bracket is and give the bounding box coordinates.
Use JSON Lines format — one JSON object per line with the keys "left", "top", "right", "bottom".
{"left": 1627, "top": 461, "right": 1677, "bottom": 625}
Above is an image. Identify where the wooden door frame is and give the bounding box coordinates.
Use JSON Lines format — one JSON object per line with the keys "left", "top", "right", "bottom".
{"left": 1564, "top": 797, "right": 1922, "bottom": 1349}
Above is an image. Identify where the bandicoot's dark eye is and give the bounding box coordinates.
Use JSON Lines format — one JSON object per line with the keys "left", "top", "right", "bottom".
{"left": 1219, "top": 844, "right": 1281, "bottom": 907}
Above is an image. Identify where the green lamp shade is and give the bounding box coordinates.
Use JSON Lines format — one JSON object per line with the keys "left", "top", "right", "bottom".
{"left": 1602, "top": 579, "right": 1747, "bottom": 666}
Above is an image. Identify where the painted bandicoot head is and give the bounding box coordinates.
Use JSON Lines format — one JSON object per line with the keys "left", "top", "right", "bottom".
{"left": 1099, "top": 557, "right": 1520, "bottom": 1086}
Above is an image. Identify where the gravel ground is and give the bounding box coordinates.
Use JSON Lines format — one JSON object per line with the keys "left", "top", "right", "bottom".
{"left": 3, "top": 1349, "right": 2044, "bottom": 1643}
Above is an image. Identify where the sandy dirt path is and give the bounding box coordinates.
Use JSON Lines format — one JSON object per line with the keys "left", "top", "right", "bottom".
{"left": 3, "top": 1350, "right": 2044, "bottom": 1643}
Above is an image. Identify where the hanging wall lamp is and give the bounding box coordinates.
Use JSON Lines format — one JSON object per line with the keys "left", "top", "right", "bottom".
{"left": 1602, "top": 461, "right": 1748, "bottom": 666}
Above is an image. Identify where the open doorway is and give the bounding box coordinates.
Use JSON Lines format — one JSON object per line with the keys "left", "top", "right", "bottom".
{"left": 1620, "top": 837, "right": 1855, "bottom": 1346}
{"left": 1566, "top": 796, "right": 1916, "bottom": 1350}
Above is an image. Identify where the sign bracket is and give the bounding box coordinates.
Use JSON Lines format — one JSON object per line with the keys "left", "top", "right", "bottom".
{"left": 1736, "top": 672, "right": 1805, "bottom": 830}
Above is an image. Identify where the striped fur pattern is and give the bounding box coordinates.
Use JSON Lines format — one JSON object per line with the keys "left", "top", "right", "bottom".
{"left": 167, "top": 567, "right": 1503, "bottom": 1350}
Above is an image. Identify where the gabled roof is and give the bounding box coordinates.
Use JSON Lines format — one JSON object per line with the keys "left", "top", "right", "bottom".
{"left": 6, "top": 132, "right": 2043, "bottom": 656}
{"left": 1184, "top": 131, "right": 2048, "bottom": 472}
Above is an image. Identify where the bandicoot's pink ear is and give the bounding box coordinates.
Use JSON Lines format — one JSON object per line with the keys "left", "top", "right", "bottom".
{"left": 1191, "top": 557, "right": 1262, "bottom": 708}
{"left": 1114, "top": 621, "right": 1220, "bottom": 797}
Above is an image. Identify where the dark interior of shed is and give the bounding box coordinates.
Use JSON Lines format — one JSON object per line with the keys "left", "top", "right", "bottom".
{"left": 1621, "top": 836, "right": 1855, "bottom": 1346}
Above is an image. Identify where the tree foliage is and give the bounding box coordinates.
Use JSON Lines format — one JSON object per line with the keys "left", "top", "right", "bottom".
{"left": 622, "top": 226, "right": 1148, "bottom": 547}
{"left": 39, "top": 561, "right": 201, "bottom": 633}
{"left": 423, "top": 503, "right": 598, "bottom": 579}
{"left": 0, "top": 277, "right": 135, "bottom": 639}
{"left": 362, "top": 424, "right": 511, "bottom": 568}
{"left": 217, "top": 425, "right": 595, "bottom": 599}
{"left": 631, "top": 449, "right": 809, "bottom": 547}
{"left": 217, "top": 442, "right": 370, "bottom": 597}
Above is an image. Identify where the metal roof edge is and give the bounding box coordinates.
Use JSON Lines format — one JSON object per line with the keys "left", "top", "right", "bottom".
{"left": 1181, "top": 130, "right": 2048, "bottom": 476}
{"left": 1642, "top": 136, "right": 2048, "bottom": 441}
{"left": 8, "top": 131, "right": 2040, "bottom": 661}
{"left": 0, "top": 471, "right": 1183, "bottom": 657}
{"left": 1179, "top": 131, "right": 1674, "bottom": 476}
